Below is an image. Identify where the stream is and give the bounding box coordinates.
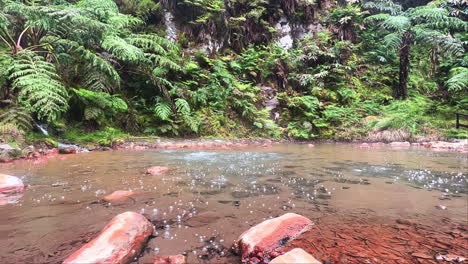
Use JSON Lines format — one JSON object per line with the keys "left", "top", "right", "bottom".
{"left": 0, "top": 143, "right": 466, "bottom": 263}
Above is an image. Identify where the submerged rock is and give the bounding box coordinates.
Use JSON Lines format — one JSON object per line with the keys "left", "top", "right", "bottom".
{"left": 152, "top": 255, "right": 187, "bottom": 264}
{"left": 103, "top": 190, "right": 135, "bottom": 202}
{"left": 0, "top": 173, "right": 24, "bottom": 194}
{"left": 270, "top": 248, "right": 321, "bottom": 264}
{"left": 236, "top": 213, "right": 313, "bottom": 259}
{"left": 63, "top": 212, "right": 153, "bottom": 264}
{"left": 145, "top": 166, "right": 170, "bottom": 176}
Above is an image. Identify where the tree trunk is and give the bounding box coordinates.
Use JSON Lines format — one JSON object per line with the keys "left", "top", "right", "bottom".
{"left": 396, "top": 31, "right": 411, "bottom": 100}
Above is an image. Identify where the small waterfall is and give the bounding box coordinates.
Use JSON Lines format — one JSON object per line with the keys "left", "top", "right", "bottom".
{"left": 274, "top": 16, "right": 294, "bottom": 50}
{"left": 36, "top": 123, "right": 49, "bottom": 136}
{"left": 35, "top": 123, "right": 89, "bottom": 153}
{"left": 164, "top": 10, "right": 178, "bottom": 42}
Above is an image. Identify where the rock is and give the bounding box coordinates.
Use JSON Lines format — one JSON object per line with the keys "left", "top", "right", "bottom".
{"left": 63, "top": 212, "right": 154, "bottom": 264}
{"left": 103, "top": 190, "right": 135, "bottom": 202}
{"left": 436, "top": 254, "right": 466, "bottom": 262}
{"left": 435, "top": 205, "right": 447, "bottom": 210}
{"left": 358, "top": 143, "right": 370, "bottom": 148}
{"left": 145, "top": 166, "right": 170, "bottom": 176}
{"left": 270, "top": 248, "right": 322, "bottom": 264}
{"left": 307, "top": 144, "right": 315, "bottom": 148}
{"left": 0, "top": 174, "right": 25, "bottom": 194}
{"left": 0, "top": 143, "right": 22, "bottom": 160}
{"left": 427, "top": 141, "right": 468, "bottom": 152}
{"left": 236, "top": 213, "right": 313, "bottom": 259}
{"left": 152, "top": 255, "right": 187, "bottom": 264}
{"left": 59, "top": 147, "right": 77, "bottom": 154}
{"left": 389, "top": 142, "right": 410, "bottom": 147}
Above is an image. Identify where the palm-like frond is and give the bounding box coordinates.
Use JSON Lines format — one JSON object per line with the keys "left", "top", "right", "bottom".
{"left": 381, "top": 15, "right": 411, "bottom": 32}
{"left": 383, "top": 32, "right": 403, "bottom": 49}
{"left": 10, "top": 51, "right": 68, "bottom": 122}
{"left": 0, "top": 106, "right": 33, "bottom": 132}
{"left": 410, "top": 7, "right": 467, "bottom": 30}
{"left": 446, "top": 67, "right": 468, "bottom": 92}
{"left": 362, "top": 0, "right": 402, "bottom": 15}
{"left": 102, "top": 35, "right": 146, "bottom": 63}
{"left": 414, "top": 27, "right": 464, "bottom": 57}
{"left": 154, "top": 100, "right": 172, "bottom": 120}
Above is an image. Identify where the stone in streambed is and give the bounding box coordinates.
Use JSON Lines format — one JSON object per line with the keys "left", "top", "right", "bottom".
{"left": 152, "top": 255, "right": 187, "bottom": 264}
{"left": 270, "top": 248, "right": 322, "bottom": 264}
{"left": 63, "top": 212, "right": 154, "bottom": 264}
{"left": 236, "top": 213, "right": 313, "bottom": 259}
{"left": 145, "top": 166, "right": 170, "bottom": 176}
{"left": 0, "top": 173, "right": 25, "bottom": 194}
{"left": 103, "top": 190, "right": 135, "bottom": 202}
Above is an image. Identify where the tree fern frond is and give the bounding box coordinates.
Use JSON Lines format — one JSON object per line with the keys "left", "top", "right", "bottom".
{"left": 383, "top": 32, "right": 403, "bottom": 49}
{"left": 0, "top": 106, "right": 33, "bottom": 132}
{"left": 41, "top": 36, "right": 121, "bottom": 87}
{"left": 362, "top": 0, "right": 402, "bottom": 15}
{"left": 154, "top": 100, "right": 172, "bottom": 120}
{"left": 381, "top": 15, "right": 410, "bottom": 32}
{"left": 10, "top": 51, "right": 68, "bottom": 122}
{"left": 102, "top": 35, "right": 146, "bottom": 63}
{"left": 446, "top": 67, "right": 468, "bottom": 92}
{"left": 414, "top": 27, "right": 464, "bottom": 57}
{"left": 175, "top": 98, "right": 190, "bottom": 114}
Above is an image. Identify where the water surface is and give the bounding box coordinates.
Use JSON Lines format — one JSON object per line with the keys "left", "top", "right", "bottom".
{"left": 0, "top": 144, "right": 466, "bottom": 263}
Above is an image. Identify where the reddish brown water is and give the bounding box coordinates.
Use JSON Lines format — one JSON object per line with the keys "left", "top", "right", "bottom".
{"left": 0, "top": 143, "right": 466, "bottom": 263}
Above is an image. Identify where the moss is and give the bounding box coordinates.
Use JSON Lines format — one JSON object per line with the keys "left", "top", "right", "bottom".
{"left": 62, "top": 127, "right": 129, "bottom": 146}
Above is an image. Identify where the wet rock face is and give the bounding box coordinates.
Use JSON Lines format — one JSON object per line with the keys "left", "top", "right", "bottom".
{"left": 63, "top": 212, "right": 154, "bottom": 264}
{"left": 146, "top": 166, "right": 170, "bottom": 176}
{"left": 270, "top": 248, "right": 321, "bottom": 264}
{"left": 0, "top": 173, "right": 24, "bottom": 194}
{"left": 103, "top": 190, "right": 135, "bottom": 203}
{"left": 152, "top": 255, "right": 187, "bottom": 264}
{"left": 236, "top": 213, "right": 313, "bottom": 260}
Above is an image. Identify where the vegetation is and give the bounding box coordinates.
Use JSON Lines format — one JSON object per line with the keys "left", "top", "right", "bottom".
{"left": 0, "top": 0, "right": 466, "bottom": 147}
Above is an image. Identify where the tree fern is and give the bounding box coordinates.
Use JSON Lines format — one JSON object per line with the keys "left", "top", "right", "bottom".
{"left": 10, "top": 51, "right": 68, "bottom": 122}
{"left": 175, "top": 98, "right": 191, "bottom": 115}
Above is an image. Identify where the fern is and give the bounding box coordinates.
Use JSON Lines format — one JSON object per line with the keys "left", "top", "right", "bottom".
{"left": 102, "top": 35, "right": 146, "bottom": 63}
{"left": 0, "top": 106, "right": 33, "bottom": 132}
{"left": 10, "top": 51, "right": 68, "bottom": 122}
{"left": 446, "top": 67, "right": 468, "bottom": 92}
{"left": 175, "top": 98, "right": 191, "bottom": 115}
{"left": 154, "top": 100, "right": 172, "bottom": 121}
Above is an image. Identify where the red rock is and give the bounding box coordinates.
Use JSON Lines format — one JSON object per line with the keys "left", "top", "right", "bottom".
{"left": 145, "top": 166, "right": 170, "bottom": 176}
{"left": 59, "top": 147, "right": 77, "bottom": 154}
{"left": 270, "top": 248, "right": 322, "bottom": 264}
{"left": 236, "top": 213, "right": 313, "bottom": 258}
{"left": 0, "top": 174, "right": 25, "bottom": 194}
{"left": 63, "top": 212, "right": 154, "bottom": 264}
{"left": 103, "top": 190, "right": 135, "bottom": 202}
{"left": 390, "top": 142, "right": 411, "bottom": 147}
{"left": 152, "top": 255, "right": 186, "bottom": 264}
